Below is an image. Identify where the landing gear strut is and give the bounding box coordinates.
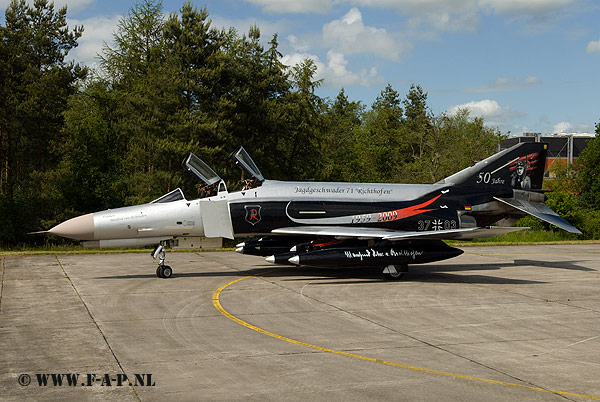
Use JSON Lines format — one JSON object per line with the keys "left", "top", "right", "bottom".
{"left": 382, "top": 264, "right": 408, "bottom": 281}
{"left": 152, "top": 243, "right": 173, "bottom": 278}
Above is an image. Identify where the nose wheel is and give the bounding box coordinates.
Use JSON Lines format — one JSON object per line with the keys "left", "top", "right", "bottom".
{"left": 156, "top": 265, "right": 173, "bottom": 278}
{"left": 152, "top": 243, "right": 174, "bottom": 278}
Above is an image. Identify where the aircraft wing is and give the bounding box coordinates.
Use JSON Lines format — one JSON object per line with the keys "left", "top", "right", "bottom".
{"left": 271, "top": 226, "right": 527, "bottom": 241}
{"left": 494, "top": 197, "right": 582, "bottom": 234}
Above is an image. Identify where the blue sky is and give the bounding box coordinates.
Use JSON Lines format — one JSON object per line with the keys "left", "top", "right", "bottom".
{"left": 2, "top": 0, "right": 599, "bottom": 135}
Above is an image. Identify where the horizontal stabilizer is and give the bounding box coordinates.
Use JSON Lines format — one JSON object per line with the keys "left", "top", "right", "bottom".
{"left": 494, "top": 197, "right": 582, "bottom": 234}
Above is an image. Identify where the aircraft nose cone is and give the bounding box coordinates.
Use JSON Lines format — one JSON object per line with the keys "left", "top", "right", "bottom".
{"left": 48, "top": 213, "right": 95, "bottom": 240}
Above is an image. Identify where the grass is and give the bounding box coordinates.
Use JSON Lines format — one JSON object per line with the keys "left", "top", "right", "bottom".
{"left": 448, "top": 229, "right": 600, "bottom": 246}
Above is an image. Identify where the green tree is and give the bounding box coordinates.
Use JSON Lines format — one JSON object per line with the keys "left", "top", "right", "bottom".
{"left": 223, "top": 29, "right": 293, "bottom": 181}
{"left": 427, "top": 109, "right": 505, "bottom": 182}
{"left": 0, "top": 0, "right": 85, "bottom": 243}
{"left": 402, "top": 84, "right": 432, "bottom": 177}
{"left": 358, "top": 84, "right": 405, "bottom": 182}
{"left": 163, "top": 2, "right": 231, "bottom": 192}
{"left": 47, "top": 81, "right": 125, "bottom": 218}
{"left": 577, "top": 121, "right": 600, "bottom": 209}
{"left": 320, "top": 88, "right": 363, "bottom": 181}
{"left": 275, "top": 58, "right": 325, "bottom": 180}
{"left": 100, "top": 0, "right": 187, "bottom": 204}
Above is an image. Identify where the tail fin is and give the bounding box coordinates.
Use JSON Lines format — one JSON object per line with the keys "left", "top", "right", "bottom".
{"left": 438, "top": 142, "right": 547, "bottom": 190}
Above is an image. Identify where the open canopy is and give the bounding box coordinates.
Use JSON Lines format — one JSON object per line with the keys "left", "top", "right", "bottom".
{"left": 183, "top": 153, "right": 222, "bottom": 186}
{"left": 233, "top": 146, "right": 264, "bottom": 184}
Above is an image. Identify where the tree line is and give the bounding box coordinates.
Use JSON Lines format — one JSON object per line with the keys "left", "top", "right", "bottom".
{"left": 0, "top": 0, "right": 598, "bottom": 245}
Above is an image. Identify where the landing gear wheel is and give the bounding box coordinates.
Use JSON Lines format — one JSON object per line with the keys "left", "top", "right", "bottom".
{"left": 152, "top": 242, "right": 173, "bottom": 278}
{"left": 161, "top": 265, "right": 173, "bottom": 278}
{"left": 382, "top": 264, "right": 408, "bottom": 281}
{"left": 383, "top": 271, "right": 405, "bottom": 281}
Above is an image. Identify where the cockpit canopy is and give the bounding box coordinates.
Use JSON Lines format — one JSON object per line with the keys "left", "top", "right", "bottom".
{"left": 182, "top": 147, "right": 265, "bottom": 195}
{"left": 183, "top": 153, "right": 226, "bottom": 198}
{"left": 183, "top": 153, "right": 222, "bottom": 186}
{"left": 232, "top": 146, "right": 264, "bottom": 189}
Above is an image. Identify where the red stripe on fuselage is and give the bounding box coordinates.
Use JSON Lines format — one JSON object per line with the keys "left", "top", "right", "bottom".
{"left": 379, "top": 194, "right": 441, "bottom": 222}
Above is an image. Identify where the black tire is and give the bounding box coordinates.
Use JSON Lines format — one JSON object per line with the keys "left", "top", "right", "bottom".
{"left": 161, "top": 265, "right": 173, "bottom": 278}
{"left": 382, "top": 264, "right": 408, "bottom": 281}
{"left": 383, "top": 271, "right": 405, "bottom": 281}
{"left": 156, "top": 266, "right": 164, "bottom": 278}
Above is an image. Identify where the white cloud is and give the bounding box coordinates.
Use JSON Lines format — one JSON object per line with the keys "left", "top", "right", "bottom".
{"left": 552, "top": 121, "right": 573, "bottom": 133}
{"left": 464, "top": 76, "right": 543, "bottom": 93}
{"left": 280, "top": 51, "right": 383, "bottom": 88}
{"left": 322, "top": 8, "right": 409, "bottom": 61}
{"left": 448, "top": 99, "right": 526, "bottom": 128}
{"left": 280, "top": 52, "right": 316, "bottom": 70}
{"left": 323, "top": 50, "right": 383, "bottom": 87}
{"left": 67, "top": 15, "right": 121, "bottom": 68}
{"left": 288, "top": 34, "right": 310, "bottom": 52}
{"left": 242, "top": 0, "right": 333, "bottom": 13}
{"left": 586, "top": 39, "right": 600, "bottom": 53}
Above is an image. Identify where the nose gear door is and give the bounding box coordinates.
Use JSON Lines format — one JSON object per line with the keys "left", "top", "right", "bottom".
{"left": 200, "top": 181, "right": 234, "bottom": 239}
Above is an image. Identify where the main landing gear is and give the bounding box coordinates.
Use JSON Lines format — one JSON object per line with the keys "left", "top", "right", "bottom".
{"left": 382, "top": 264, "right": 408, "bottom": 281}
{"left": 152, "top": 243, "right": 173, "bottom": 278}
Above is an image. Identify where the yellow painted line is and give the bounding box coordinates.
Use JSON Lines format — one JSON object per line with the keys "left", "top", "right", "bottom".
{"left": 213, "top": 276, "right": 600, "bottom": 400}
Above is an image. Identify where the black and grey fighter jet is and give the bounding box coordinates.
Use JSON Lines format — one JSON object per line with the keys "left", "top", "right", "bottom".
{"left": 44, "top": 142, "right": 580, "bottom": 280}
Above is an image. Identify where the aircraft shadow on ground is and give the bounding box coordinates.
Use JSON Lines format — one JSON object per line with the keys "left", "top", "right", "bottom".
{"left": 94, "top": 257, "right": 593, "bottom": 284}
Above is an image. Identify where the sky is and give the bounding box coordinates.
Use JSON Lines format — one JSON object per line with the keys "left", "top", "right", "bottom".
{"left": 2, "top": 0, "right": 599, "bottom": 136}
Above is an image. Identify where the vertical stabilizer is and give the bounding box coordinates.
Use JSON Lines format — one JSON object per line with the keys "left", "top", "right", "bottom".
{"left": 438, "top": 142, "right": 547, "bottom": 190}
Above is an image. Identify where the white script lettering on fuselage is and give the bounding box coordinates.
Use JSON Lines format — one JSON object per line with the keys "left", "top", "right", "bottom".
{"left": 344, "top": 248, "right": 424, "bottom": 261}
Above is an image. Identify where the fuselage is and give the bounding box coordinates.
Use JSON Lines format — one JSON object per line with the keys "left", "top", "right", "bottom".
{"left": 48, "top": 179, "right": 513, "bottom": 246}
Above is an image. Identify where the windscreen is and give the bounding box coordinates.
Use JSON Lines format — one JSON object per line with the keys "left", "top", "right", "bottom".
{"left": 150, "top": 188, "right": 185, "bottom": 203}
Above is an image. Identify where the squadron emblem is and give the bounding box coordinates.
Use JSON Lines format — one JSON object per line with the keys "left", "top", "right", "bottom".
{"left": 244, "top": 205, "right": 262, "bottom": 225}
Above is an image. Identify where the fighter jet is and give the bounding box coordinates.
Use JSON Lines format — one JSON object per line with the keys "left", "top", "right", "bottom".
{"left": 43, "top": 142, "right": 581, "bottom": 280}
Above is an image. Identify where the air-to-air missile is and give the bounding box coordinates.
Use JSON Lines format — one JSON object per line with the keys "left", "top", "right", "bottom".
{"left": 235, "top": 235, "right": 307, "bottom": 257}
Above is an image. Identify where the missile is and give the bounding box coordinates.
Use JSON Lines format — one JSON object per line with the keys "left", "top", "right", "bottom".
{"left": 265, "top": 252, "right": 298, "bottom": 265}
{"left": 235, "top": 235, "right": 311, "bottom": 257}
{"left": 264, "top": 238, "right": 369, "bottom": 265}
{"left": 287, "top": 242, "right": 463, "bottom": 268}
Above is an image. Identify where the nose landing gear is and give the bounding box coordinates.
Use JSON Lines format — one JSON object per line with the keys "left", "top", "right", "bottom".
{"left": 152, "top": 243, "right": 173, "bottom": 278}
